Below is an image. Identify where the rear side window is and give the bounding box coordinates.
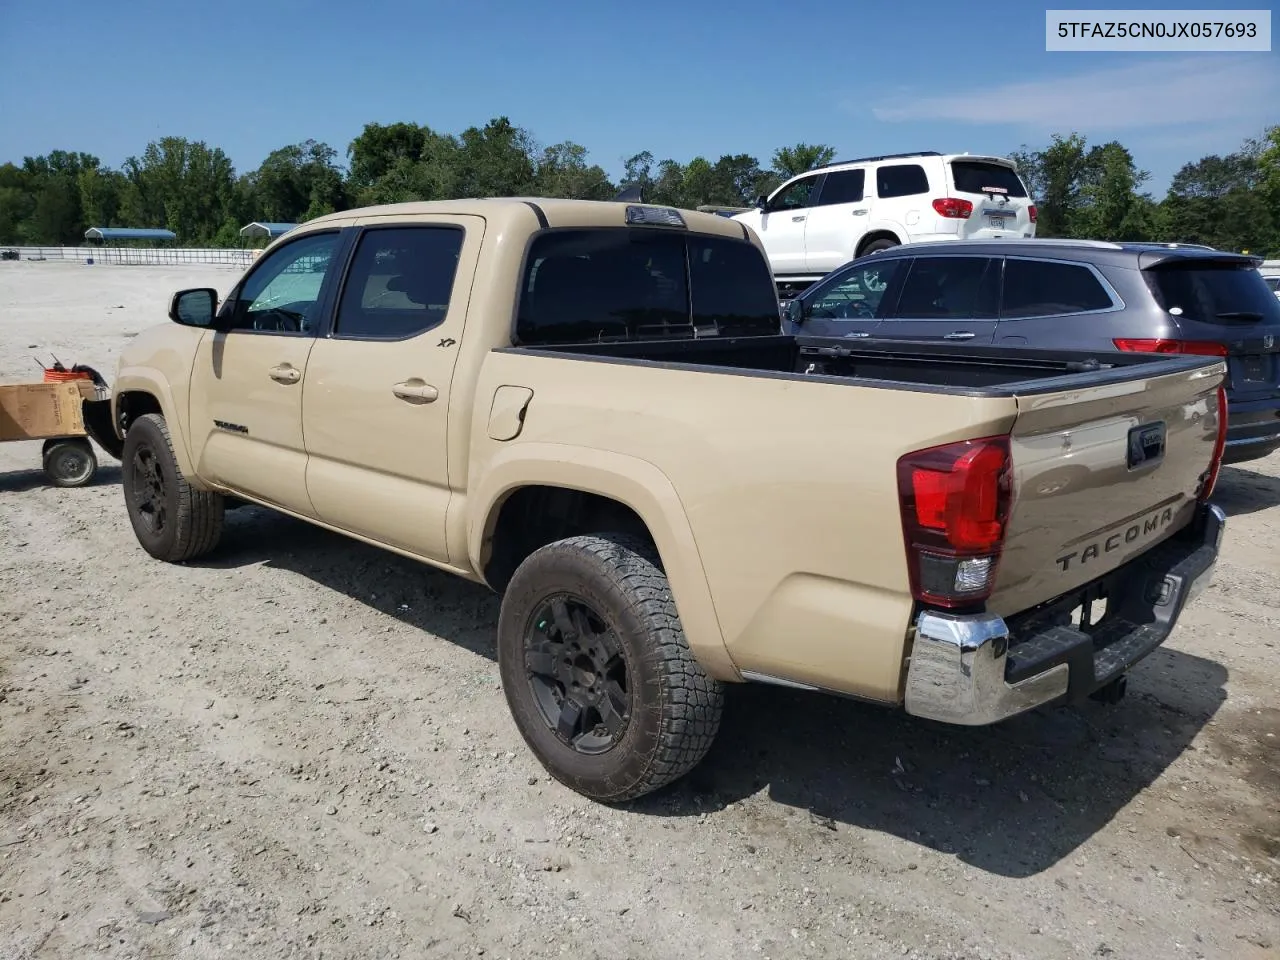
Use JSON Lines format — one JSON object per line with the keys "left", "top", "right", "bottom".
{"left": 1001, "top": 259, "right": 1114, "bottom": 318}
{"left": 334, "top": 226, "right": 464, "bottom": 339}
{"left": 892, "top": 257, "right": 998, "bottom": 319}
{"left": 876, "top": 164, "right": 930, "bottom": 199}
{"left": 1145, "top": 262, "right": 1280, "bottom": 324}
{"left": 816, "top": 169, "right": 865, "bottom": 206}
{"left": 516, "top": 229, "right": 780, "bottom": 345}
{"left": 950, "top": 161, "right": 1028, "bottom": 198}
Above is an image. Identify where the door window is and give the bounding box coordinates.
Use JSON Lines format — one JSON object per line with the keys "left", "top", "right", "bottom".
{"left": 816, "top": 170, "right": 865, "bottom": 206}
{"left": 807, "top": 259, "right": 905, "bottom": 320}
{"left": 333, "top": 226, "right": 465, "bottom": 339}
{"left": 767, "top": 175, "right": 821, "bottom": 212}
{"left": 219, "top": 231, "right": 340, "bottom": 334}
{"left": 892, "top": 257, "right": 997, "bottom": 319}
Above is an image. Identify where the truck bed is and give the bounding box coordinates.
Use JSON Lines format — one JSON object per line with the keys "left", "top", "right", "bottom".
{"left": 516, "top": 334, "right": 1219, "bottom": 395}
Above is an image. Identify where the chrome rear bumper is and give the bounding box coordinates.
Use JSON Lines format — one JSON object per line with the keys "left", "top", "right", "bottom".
{"left": 904, "top": 503, "right": 1225, "bottom": 726}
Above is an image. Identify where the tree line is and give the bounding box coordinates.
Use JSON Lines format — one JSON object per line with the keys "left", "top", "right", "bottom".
{"left": 1, "top": 117, "right": 1277, "bottom": 255}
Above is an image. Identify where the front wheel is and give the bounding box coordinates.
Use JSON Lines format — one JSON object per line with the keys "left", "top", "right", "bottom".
{"left": 121, "top": 413, "right": 224, "bottom": 562}
{"left": 497, "top": 533, "right": 725, "bottom": 803}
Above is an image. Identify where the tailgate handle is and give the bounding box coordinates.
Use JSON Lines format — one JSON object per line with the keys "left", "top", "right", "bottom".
{"left": 944, "top": 331, "right": 976, "bottom": 340}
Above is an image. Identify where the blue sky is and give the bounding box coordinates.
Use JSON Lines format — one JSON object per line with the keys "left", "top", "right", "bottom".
{"left": 1, "top": 0, "right": 1276, "bottom": 194}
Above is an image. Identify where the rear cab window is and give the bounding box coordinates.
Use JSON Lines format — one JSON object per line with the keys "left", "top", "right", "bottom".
{"left": 516, "top": 229, "right": 781, "bottom": 345}
{"left": 949, "top": 161, "right": 1029, "bottom": 198}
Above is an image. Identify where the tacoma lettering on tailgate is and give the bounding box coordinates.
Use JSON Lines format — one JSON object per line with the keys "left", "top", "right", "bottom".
{"left": 1055, "top": 506, "right": 1176, "bottom": 572}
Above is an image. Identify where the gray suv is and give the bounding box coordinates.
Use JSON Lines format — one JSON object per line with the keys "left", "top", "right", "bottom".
{"left": 781, "top": 239, "right": 1280, "bottom": 464}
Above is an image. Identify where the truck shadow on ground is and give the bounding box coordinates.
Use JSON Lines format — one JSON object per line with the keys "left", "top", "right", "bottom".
{"left": 206, "top": 505, "right": 1228, "bottom": 880}
{"left": 1211, "top": 464, "right": 1280, "bottom": 517}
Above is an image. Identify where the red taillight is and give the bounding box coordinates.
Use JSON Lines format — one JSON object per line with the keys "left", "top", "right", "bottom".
{"left": 897, "top": 436, "right": 1013, "bottom": 609}
{"left": 1112, "top": 338, "right": 1228, "bottom": 357}
{"left": 1028, "top": 205, "right": 1037, "bottom": 223}
{"left": 932, "top": 197, "right": 974, "bottom": 219}
{"left": 1200, "top": 385, "right": 1228, "bottom": 502}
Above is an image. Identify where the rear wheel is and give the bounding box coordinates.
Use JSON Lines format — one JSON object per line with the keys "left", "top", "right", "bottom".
{"left": 122, "top": 413, "right": 224, "bottom": 562}
{"left": 497, "top": 532, "right": 724, "bottom": 803}
{"left": 859, "top": 237, "right": 899, "bottom": 256}
{"left": 42, "top": 438, "right": 97, "bottom": 487}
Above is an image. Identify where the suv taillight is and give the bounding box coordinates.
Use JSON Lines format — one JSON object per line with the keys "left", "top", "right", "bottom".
{"left": 1028, "top": 205, "right": 1037, "bottom": 223}
{"left": 897, "top": 436, "right": 1013, "bottom": 609}
{"left": 1112, "top": 338, "right": 1228, "bottom": 357}
{"left": 932, "top": 197, "right": 974, "bottom": 219}
{"left": 1200, "top": 385, "right": 1228, "bottom": 502}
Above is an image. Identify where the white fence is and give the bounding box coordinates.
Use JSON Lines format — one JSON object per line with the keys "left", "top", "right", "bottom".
{"left": 3, "top": 245, "right": 257, "bottom": 268}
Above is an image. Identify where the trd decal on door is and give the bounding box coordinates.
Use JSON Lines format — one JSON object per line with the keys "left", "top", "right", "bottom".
{"left": 213, "top": 420, "right": 249, "bottom": 434}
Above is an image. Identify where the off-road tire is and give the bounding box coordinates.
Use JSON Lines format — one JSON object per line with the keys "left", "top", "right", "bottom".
{"left": 497, "top": 532, "right": 725, "bottom": 803}
{"left": 122, "top": 413, "right": 224, "bottom": 562}
{"left": 42, "top": 438, "right": 97, "bottom": 487}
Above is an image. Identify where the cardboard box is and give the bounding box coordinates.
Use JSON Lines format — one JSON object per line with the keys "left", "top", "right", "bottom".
{"left": 0, "top": 381, "right": 90, "bottom": 442}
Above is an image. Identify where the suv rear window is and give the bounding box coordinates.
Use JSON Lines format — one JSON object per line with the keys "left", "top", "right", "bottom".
{"left": 950, "top": 161, "right": 1028, "bottom": 198}
{"left": 1145, "top": 262, "right": 1280, "bottom": 325}
{"left": 516, "top": 229, "right": 781, "bottom": 345}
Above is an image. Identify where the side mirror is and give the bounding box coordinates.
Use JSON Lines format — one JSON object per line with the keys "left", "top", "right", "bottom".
{"left": 755, "top": 194, "right": 769, "bottom": 211}
{"left": 782, "top": 297, "right": 805, "bottom": 326}
{"left": 169, "top": 288, "right": 218, "bottom": 327}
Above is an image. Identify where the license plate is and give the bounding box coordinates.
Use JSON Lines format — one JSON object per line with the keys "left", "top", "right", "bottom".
{"left": 988, "top": 216, "right": 1007, "bottom": 229}
{"left": 1240, "top": 354, "right": 1267, "bottom": 381}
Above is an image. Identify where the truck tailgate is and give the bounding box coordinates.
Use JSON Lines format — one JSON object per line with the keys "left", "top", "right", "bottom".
{"left": 989, "top": 358, "right": 1225, "bottom": 617}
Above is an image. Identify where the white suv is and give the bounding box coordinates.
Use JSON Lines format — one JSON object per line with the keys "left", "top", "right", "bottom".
{"left": 732, "top": 151, "right": 1037, "bottom": 295}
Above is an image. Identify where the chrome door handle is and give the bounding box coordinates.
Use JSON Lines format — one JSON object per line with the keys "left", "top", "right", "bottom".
{"left": 851, "top": 209, "right": 868, "bottom": 216}
{"left": 943, "top": 331, "right": 976, "bottom": 340}
{"left": 268, "top": 364, "right": 301, "bottom": 384}
{"left": 791, "top": 215, "right": 806, "bottom": 222}
{"left": 845, "top": 332, "right": 871, "bottom": 338}
{"left": 393, "top": 380, "right": 439, "bottom": 403}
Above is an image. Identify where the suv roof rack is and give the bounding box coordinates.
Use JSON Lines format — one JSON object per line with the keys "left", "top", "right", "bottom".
{"left": 811, "top": 151, "right": 941, "bottom": 171}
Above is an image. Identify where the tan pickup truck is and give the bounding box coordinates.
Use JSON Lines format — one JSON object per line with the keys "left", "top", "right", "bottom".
{"left": 111, "top": 198, "right": 1229, "bottom": 802}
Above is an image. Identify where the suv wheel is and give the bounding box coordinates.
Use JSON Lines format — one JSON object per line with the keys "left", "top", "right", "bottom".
{"left": 860, "top": 237, "right": 899, "bottom": 257}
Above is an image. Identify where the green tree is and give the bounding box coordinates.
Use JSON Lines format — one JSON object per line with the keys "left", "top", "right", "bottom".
{"left": 532, "top": 142, "right": 614, "bottom": 200}
{"left": 771, "top": 143, "right": 836, "bottom": 180}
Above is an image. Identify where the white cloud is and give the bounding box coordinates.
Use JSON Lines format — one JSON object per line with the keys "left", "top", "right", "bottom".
{"left": 868, "top": 55, "right": 1278, "bottom": 132}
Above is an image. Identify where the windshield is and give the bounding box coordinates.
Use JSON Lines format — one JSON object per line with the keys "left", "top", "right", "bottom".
{"left": 516, "top": 228, "right": 781, "bottom": 345}
{"left": 1144, "top": 261, "right": 1280, "bottom": 325}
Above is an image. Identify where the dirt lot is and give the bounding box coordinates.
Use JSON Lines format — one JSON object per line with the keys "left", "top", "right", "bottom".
{"left": 1, "top": 260, "right": 1278, "bottom": 960}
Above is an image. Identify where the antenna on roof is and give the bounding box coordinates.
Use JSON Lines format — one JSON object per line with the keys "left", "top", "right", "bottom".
{"left": 613, "top": 183, "right": 643, "bottom": 203}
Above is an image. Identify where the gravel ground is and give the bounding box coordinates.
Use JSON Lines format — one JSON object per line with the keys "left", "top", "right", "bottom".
{"left": 1, "top": 260, "right": 1278, "bottom": 960}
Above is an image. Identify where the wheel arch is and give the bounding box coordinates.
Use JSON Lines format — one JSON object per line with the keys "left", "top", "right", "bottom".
{"left": 855, "top": 228, "right": 903, "bottom": 258}
{"left": 468, "top": 444, "right": 738, "bottom": 681}
{"left": 113, "top": 370, "right": 203, "bottom": 485}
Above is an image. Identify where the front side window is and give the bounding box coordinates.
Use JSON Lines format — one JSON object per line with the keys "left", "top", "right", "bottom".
{"left": 221, "top": 231, "right": 340, "bottom": 333}
{"left": 768, "top": 175, "right": 820, "bottom": 212}
{"left": 892, "top": 256, "right": 997, "bottom": 319}
{"left": 334, "top": 226, "right": 464, "bottom": 339}
{"left": 516, "top": 229, "right": 780, "bottom": 345}
{"left": 1001, "top": 259, "right": 1114, "bottom": 318}
{"left": 806, "top": 259, "right": 904, "bottom": 320}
